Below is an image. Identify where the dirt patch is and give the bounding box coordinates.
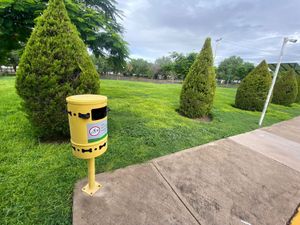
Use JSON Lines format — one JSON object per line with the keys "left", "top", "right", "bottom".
{"left": 194, "top": 115, "right": 212, "bottom": 122}
{"left": 176, "top": 109, "right": 213, "bottom": 122}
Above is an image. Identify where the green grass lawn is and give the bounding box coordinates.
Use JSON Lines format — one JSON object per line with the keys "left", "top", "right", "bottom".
{"left": 1, "top": 76, "right": 300, "bottom": 224}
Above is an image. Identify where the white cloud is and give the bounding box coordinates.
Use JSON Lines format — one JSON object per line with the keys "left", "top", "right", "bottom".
{"left": 116, "top": 0, "right": 300, "bottom": 64}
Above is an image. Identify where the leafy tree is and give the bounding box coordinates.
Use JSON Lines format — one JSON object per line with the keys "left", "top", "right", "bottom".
{"left": 0, "top": 0, "right": 41, "bottom": 64}
{"left": 171, "top": 52, "right": 197, "bottom": 79}
{"left": 16, "top": 0, "right": 100, "bottom": 140}
{"left": 272, "top": 69, "right": 298, "bottom": 106}
{"left": 155, "top": 56, "right": 173, "bottom": 68}
{"left": 4, "top": 50, "right": 21, "bottom": 72}
{"left": 179, "top": 38, "right": 216, "bottom": 118}
{"left": 217, "top": 56, "right": 254, "bottom": 82}
{"left": 153, "top": 52, "right": 197, "bottom": 80}
{"left": 235, "top": 60, "right": 272, "bottom": 111}
{"left": 154, "top": 56, "right": 174, "bottom": 79}
{"left": 237, "top": 62, "right": 255, "bottom": 80}
{"left": 296, "top": 75, "right": 300, "bottom": 103}
{"left": 126, "top": 58, "right": 153, "bottom": 78}
{"left": 91, "top": 54, "right": 117, "bottom": 75}
{"left": 218, "top": 56, "right": 243, "bottom": 81}
{"left": 0, "top": 0, "right": 128, "bottom": 67}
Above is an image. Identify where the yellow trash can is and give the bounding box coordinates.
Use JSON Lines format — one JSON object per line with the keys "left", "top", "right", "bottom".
{"left": 66, "top": 94, "right": 108, "bottom": 159}
{"left": 66, "top": 94, "right": 108, "bottom": 196}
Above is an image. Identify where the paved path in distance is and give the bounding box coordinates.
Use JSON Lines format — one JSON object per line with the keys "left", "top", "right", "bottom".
{"left": 73, "top": 117, "right": 300, "bottom": 225}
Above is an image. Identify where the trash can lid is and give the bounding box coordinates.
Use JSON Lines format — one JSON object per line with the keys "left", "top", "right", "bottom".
{"left": 66, "top": 94, "right": 107, "bottom": 105}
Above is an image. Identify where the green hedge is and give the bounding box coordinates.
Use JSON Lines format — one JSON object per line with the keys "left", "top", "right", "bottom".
{"left": 16, "top": 0, "right": 99, "bottom": 140}
{"left": 179, "top": 38, "right": 216, "bottom": 118}
{"left": 235, "top": 60, "right": 272, "bottom": 111}
{"left": 272, "top": 69, "right": 298, "bottom": 106}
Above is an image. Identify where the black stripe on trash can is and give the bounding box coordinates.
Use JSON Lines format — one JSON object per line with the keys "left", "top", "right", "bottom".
{"left": 82, "top": 148, "right": 92, "bottom": 153}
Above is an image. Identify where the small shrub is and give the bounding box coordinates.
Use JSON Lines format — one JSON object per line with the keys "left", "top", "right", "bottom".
{"left": 296, "top": 75, "right": 300, "bottom": 103}
{"left": 235, "top": 60, "right": 272, "bottom": 111}
{"left": 179, "top": 37, "right": 216, "bottom": 118}
{"left": 16, "top": 0, "right": 100, "bottom": 140}
{"left": 272, "top": 69, "right": 298, "bottom": 106}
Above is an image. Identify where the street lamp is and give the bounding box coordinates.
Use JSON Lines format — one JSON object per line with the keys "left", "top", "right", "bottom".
{"left": 258, "top": 37, "right": 298, "bottom": 126}
{"left": 214, "top": 38, "right": 222, "bottom": 62}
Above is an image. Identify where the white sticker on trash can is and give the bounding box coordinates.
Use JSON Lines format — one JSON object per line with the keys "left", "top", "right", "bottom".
{"left": 87, "top": 119, "right": 107, "bottom": 143}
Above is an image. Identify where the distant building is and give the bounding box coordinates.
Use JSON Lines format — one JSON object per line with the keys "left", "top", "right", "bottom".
{"left": 268, "top": 62, "right": 300, "bottom": 75}
{"left": 0, "top": 66, "right": 16, "bottom": 74}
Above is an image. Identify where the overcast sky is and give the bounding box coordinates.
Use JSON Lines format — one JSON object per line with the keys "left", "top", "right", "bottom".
{"left": 116, "top": 0, "right": 300, "bottom": 65}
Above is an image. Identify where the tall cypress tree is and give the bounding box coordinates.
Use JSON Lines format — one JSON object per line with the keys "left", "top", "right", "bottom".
{"left": 16, "top": 0, "right": 100, "bottom": 140}
{"left": 235, "top": 60, "right": 272, "bottom": 111}
{"left": 179, "top": 38, "right": 216, "bottom": 118}
{"left": 272, "top": 69, "right": 298, "bottom": 106}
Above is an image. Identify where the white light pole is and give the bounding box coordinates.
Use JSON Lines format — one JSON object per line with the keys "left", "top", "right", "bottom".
{"left": 259, "top": 37, "right": 297, "bottom": 127}
{"left": 214, "top": 38, "right": 222, "bottom": 62}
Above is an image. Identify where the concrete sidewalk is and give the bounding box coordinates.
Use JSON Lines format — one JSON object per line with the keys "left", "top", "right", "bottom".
{"left": 73, "top": 117, "right": 300, "bottom": 225}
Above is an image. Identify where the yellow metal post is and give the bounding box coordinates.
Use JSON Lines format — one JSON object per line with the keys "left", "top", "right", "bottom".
{"left": 88, "top": 158, "right": 95, "bottom": 190}
{"left": 82, "top": 157, "right": 101, "bottom": 196}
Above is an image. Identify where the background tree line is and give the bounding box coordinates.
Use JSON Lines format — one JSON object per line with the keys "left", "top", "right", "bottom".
{"left": 94, "top": 53, "right": 255, "bottom": 82}
{"left": 92, "top": 52, "right": 197, "bottom": 79}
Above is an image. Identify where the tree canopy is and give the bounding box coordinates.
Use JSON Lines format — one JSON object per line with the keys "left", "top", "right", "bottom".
{"left": 0, "top": 0, "right": 128, "bottom": 67}
{"left": 121, "top": 52, "right": 198, "bottom": 80}
{"left": 170, "top": 52, "right": 197, "bottom": 79}
{"left": 154, "top": 56, "right": 175, "bottom": 79}
{"left": 152, "top": 52, "right": 197, "bottom": 80}
{"left": 217, "top": 56, "right": 254, "bottom": 82}
{"left": 126, "top": 58, "right": 154, "bottom": 78}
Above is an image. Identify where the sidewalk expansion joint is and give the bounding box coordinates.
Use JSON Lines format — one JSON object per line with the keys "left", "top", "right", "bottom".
{"left": 151, "top": 161, "right": 202, "bottom": 225}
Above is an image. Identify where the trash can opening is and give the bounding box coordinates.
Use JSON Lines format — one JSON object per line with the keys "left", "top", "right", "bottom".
{"left": 91, "top": 107, "right": 107, "bottom": 121}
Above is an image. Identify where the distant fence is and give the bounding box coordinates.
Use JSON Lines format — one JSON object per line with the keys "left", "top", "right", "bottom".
{"left": 0, "top": 71, "right": 239, "bottom": 88}
{"left": 101, "top": 75, "right": 183, "bottom": 84}
{"left": 101, "top": 75, "right": 239, "bottom": 88}
{"left": 218, "top": 84, "right": 239, "bottom": 88}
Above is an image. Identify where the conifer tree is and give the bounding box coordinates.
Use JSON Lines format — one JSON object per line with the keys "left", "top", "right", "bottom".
{"left": 272, "top": 69, "right": 298, "bottom": 106}
{"left": 16, "top": 0, "right": 100, "bottom": 140}
{"left": 179, "top": 38, "right": 216, "bottom": 118}
{"left": 235, "top": 60, "right": 272, "bottom": 111}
